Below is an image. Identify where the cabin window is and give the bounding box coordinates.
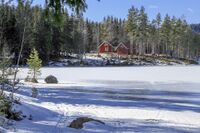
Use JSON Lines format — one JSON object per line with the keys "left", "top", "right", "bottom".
{"left": 105, "top": 46, "right": 108, "bottom": 52}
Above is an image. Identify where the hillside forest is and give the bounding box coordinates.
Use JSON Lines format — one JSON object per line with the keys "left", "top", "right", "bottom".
{"left": 0, "top": 1, "right": 200, "bottom": 65}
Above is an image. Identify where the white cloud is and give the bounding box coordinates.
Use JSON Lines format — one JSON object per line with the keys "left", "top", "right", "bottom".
{"left": 148, "top": 5, "right": 158, "bottom": 9}
{"left": 187, "top": 8, "right": 194, "bottom": 13}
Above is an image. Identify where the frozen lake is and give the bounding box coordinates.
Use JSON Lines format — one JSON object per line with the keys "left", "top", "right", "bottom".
{"left": 13, "top": 66, "right": 200, "bottom": 133}
{"left": 18, "top": 66, "right": 200, "bottom": 83}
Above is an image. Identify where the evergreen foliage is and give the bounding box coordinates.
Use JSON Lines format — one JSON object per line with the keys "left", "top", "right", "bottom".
{"left": 27, "top": 48, "right": 42, "bottom": 83}
{"left": 0, "top": 57, "right": 10, "bottom": 84}
{"left": 45, "top": 0, "right": 100, "bottom": 24}
{"left": 0, "top": 92, "right": 11, "bottom": 116}
{"left": 0, "top": 52, "right": 12, "bottom": 118}
{"left": 191, "top": 24, "right": 200, "bottom": 33}
{"left": 0, "top": 3, "right": 200, "bottom": 64}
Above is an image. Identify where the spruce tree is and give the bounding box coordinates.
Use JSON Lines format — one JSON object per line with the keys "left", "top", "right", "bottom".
{"left": 155, "top": 13, "right": 162, "bottom": 54}
{"left": 161, "top": 14, "right": 172, "bottom": 55}
{"left": 125, "top": 6, "right": 139, "bottom": 55}
{"left": 27, "top": 48, "right": 42, "bottom": 83}
{"left": 138, "top": 6, "right": 148, "bottom": 55}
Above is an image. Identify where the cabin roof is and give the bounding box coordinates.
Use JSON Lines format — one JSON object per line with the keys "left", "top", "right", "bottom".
{"left": 115, "top": 42, "right": 129, "bottom": 50}
{"left": 98, "top": 41, "right": 114, "bottom": 48}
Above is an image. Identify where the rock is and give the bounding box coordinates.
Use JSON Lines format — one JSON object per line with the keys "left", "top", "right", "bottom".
{"left": 0, "top": 116, "right": 7, "bottom": 127}
{"left": 68, "top": 117, "right": 105, "bottom": 129}
{"left": 44, "top": 75, "right": 58, "bottom": 84}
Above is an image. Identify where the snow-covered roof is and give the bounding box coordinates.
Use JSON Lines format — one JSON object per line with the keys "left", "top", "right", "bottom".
{"left": 115, "top": 42, "right": 129, "bottom": 50}
{"left": 98, "top": 41, "right": 114, "bottom": 48}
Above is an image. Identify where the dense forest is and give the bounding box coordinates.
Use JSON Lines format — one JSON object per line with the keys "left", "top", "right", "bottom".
{"left": 191, "top": 24, "right": 200, "bottom": 33}
{"left": 0, "top": 1, "right": 200, "bottom": 65}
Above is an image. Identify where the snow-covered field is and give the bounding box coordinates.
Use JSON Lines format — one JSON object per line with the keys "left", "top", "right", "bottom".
{"left": 4, "top": 66, "right": 200, "bottom": 133}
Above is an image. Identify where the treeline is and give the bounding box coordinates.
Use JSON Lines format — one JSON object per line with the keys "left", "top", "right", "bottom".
{"left": 0, "top": 1, "right": 200, "bottom": 65}
{"left": 191, "top": 24, "right": 200, "bottom": 33}
{"left": 125, "top": 6, "right": 200, "bottom": 59}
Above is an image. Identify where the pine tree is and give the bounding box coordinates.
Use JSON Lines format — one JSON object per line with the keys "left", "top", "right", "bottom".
{"left": 34, "top": 11, "right": 52, "bottom": 64}
{"left": 138, "top": 6, "right": 148, "bottom": 55}
{"left": 149, "top": 19, "right": 157, "bottom": 54}
{"left": 125, "top": 6, "right": 139, "bottom": 55}
{"left": 27, "top": 48, "right": 42, "bottom": 83}
{"left": 160, "top": 14, "right": 171, "bottom": 55}
{"left": 100, "top": 22, "right": 108, "bottom": 42}
{"left": 155, "top": 13, "right": 162, "bottom": 54}
{"left": 169, "top": 16, "right": 177, "bottom": 57}
{"left": 0, "top": 47, "right": 11, "bottom": 86}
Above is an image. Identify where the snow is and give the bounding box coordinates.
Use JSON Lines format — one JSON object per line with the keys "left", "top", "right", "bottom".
{"left": 17, "top": 66, "right": 200, "bottom": 83}
{"left": 0, "top": 116, "right": 7, "bottom": 133}
{"left": 47, "top": 54, "right": 197, "bottom": 67}
{"left": 0, "top": 127, "right": 6, "bottom": 133}
{"left": 3, "top": 66, "right": 200, "bottom": 132}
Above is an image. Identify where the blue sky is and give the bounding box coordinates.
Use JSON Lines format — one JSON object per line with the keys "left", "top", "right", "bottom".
{"left": 33, "top": 0, "right": 199, "bottom": 24}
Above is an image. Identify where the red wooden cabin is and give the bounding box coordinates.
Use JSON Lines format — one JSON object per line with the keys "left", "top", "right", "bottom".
{"left": 98, "top": 42, "right": 114, "bottom": 53}
{"left": 115, "top": 43, "right": 130, "bottom": 55}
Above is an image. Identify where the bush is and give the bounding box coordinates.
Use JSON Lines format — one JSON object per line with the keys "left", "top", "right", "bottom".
{"left": 24, "top": 76, "right": 38, "bottom": 83}
{"left": 44, "top": 75, "right": 58, "bottom": 84}
{"left": 31, "top": 78, "right": 38, "bottom": 83}
{"left": 0, "top": 93, "right": 9, "bottom": 116}
{"left": 0, "top": 93, "right": 22, "bottom": 121}
{"left": 24, "top": 75, "right": 31, "bottom": 82}
{"left": 31, "top": 87, "right": 38, "bottom": 98}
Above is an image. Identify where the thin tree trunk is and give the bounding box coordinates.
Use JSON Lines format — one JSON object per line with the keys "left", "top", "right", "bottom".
{"left": 187, "top": 41, "right": 190, "bottom": 59}
{"left": 11, "top": 18, "right": 27, "bottom": 101}
{"left": 130, "top": 38, "right": 133, "bottom": 57}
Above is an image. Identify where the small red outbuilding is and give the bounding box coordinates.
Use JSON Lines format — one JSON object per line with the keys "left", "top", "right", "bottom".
{"left": 115, "top": 43, "right": 129, "bottom": 55}
{"left": 98, "top": 42, "right": 114, "bottom": 53}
